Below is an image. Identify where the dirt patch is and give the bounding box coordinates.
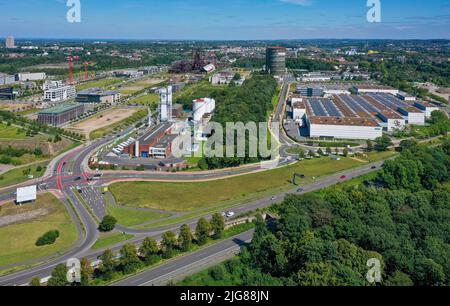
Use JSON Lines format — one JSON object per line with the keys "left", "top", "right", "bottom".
{"left": 0, "top": 208, "right": 48, "bottom": 227}
{"left": 67, "top": 108, "right": 138, "bottom": 138}
{"left": 0, "top": 137, "right": 73, "bottom": 156}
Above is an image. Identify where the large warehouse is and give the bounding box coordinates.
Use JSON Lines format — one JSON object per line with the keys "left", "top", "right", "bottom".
{"left": 291, "top": 92, "right": 428, "bottom": 140}
{"left": 76, "top": 88, "right": 121, "bottom": 104}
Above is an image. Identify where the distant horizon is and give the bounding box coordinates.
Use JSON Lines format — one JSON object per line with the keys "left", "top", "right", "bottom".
{"left": 1, "top": 0, "right": 449, "bottom": 40}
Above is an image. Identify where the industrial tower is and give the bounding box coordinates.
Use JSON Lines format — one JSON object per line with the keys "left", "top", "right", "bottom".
{"left": 159, "top": 86, "right": 173, "bottom": 122}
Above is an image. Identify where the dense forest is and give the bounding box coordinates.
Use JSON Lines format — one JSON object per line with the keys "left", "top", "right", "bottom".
{"left": 182, "top": 139, "right": 450, "bottom": 286}
{"left": 197, "top": 74, "right": 278, "bottom": 170}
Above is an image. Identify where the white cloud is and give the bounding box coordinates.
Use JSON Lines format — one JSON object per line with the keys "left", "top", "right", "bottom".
{"left": 279, "top": 0, "right": 313, "bottom": 6}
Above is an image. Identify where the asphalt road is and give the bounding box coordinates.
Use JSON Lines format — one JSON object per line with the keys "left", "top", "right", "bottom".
{"left": 0, "top": 81, "right": 386, "bottom": 286}
{"left": 113, "top": 230, "right": 254, "bottom": 286}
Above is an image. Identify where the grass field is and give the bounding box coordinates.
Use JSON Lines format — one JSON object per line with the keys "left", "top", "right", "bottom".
{"left": 76, "top": 78, "right": 123, "bottom": 91}
{"left": 0, "top": 193, "right": 78, "bottom": 268}
{"left": 91, "top": 233, "right": 134, "bottom": 250}
{"left": 128, "top": 93, "right": 160, "bottom": 106}
{"left": 106, "top": 202, "right": 171, "bottom": 227}
{"left": 110, "top": 156, "right": 373, "bottom": 212}
{"left": 0, "top": 123, "right": 27, "bottom": 139}
{"left": 0, "top": 163, "right": 47, "bottom": 188}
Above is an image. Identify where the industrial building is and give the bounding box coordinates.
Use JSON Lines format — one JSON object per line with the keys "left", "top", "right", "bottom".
{"left": 266, "top": 46, "right": 286, "bottom": 76}
{"left": 353, "top": 85, "right": 399, "bottom": 96}
{"left": 123, "top": 122, "right": 174, "bottom": 158}
{"left": 113, "top": 69, "right": 144, "bottom": 78}
{"left": 76, "top": 88, "right": 121, "bottom": 104}
{"left": 0, "top": 73, "right": 15, "bottom": 85}
{"left": 15, "top": 72, "right": 46, "bottom": 82}
{"left": 413, "top": 101, "right": 439, "bottom": 118}
{"left": 290, "top": 92, "right": 429, "bottom": 140}
{"left": 159, "top": 86, "right": 173, "bottom": 122}
{"left": 38, "top": 103, "right": 85, "bottom": 126}
{"left": 43, "top": 80, "right": 76, "bottom": 103}
{"left": 0, "top": 87, "right": 18, "bottom": 100}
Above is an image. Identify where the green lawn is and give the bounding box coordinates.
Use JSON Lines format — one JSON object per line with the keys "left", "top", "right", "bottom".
{"left": 0, "top": 123, "right": 27, "bottom": 139}
{"left": 76, "top": 78, "right": 122, "bottom": 91}
{"left": 128, "top": 93, "right": 160, "bottom": 106}
{"left": 110, "top": 156, "right": 369, "bottom": 212}
{"left": 106, "top": 202, "right": 171, "bottom": 227}
{"left": 0, "top": 163, "right": 47, "bottom": 188}
{"left": 0, "top": 193, "right": 78, "bottom": 268}
{"left": 91, "top": 233, "right": 134, "bottom": 250}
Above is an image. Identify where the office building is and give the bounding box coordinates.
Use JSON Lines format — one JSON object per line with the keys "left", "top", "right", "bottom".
{"left": 76, "top": 88, "right": 121, "bottom": 104}
{"left": 5, "top": 36, "right": 15, "bottom": 49}
{"left": 38, "top": 103, "right": 85, "bottom": 126}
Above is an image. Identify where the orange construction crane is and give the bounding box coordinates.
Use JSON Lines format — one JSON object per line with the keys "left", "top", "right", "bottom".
{"left": 68, "top": 55, "right": 80, "bottom": 84}
{"left": 83, "top": 61, "right": 94, "bottom": 81}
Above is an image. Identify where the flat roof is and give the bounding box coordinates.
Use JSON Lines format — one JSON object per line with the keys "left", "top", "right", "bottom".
{"left": 152, "top": 134, "right": 178, "bottom": 149}
{"left": 309, "top": 116, "right": 380, "bottom": 127}
{"left": 38, "top": 103, "right": 82, "bottom": 115}
{"left": 378, "top": 111, "right": 404, "bottom": 120}
{"left": 355, "top": 85, "right": 396, "bottom": 90}
{"left": 292, "top": 101, "right": 306, "bottom": 109}
{"left": 400, "top": 106, "right": 423, "bottom": 113}
{"left": 138, "top": 122, "right": 173, "bottom": 145}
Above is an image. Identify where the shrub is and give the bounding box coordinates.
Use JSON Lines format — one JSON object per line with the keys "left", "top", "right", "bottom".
{"left": 35, "top": 230, "right": 60, "bottom": 246}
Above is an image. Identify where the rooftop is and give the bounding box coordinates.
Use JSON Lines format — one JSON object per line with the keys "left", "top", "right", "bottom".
{"left": 38, "top": 103, "right": 82, "bottom": 115}
{"left": 309, "top": 116, "right": 380, "bottom": 127}
{"left": 138, "top": 122, "right": 173, "bottom": 145}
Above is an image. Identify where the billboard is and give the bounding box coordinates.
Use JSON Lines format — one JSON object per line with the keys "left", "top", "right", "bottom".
{"left": 16, "top": 185, "right": 37, "bottom": 203}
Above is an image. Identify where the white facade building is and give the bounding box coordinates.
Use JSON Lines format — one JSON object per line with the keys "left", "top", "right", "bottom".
{"left": 398, "top": 106, "right": 426, "bottom": 125}
{"left": 16, "top": 72, "right": 46, "bottom": 81}
{"left": 0, "top": 73, "right": 15, "bottom": 85}
{"left": 307, "top": 117, "right": 383, "bottom": 140}
{"left": 414, "top": 101, "right": 440, "bottom": 118}
{"left": 43, "top": 81, "right": 76, "bottom": 103}
{"left": 193, "top": 98, "right": 216, "bottom": 122}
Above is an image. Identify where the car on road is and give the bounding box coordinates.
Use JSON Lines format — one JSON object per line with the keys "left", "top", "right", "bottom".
{"left": 271, "top": 196, "right": 278, "bottom": 201}
{"left": 297, "top": 188, "right": 304, "bottom": 193}
{"left": 371, "top": 166, "right": 377, "bottom": 169}
{"left": 340, "top": 175, "right": 347, "bottom": 180}
{"left": 222, "top": 211, "right": 235, "bottom": 218}
{"left": 74, "top": 177, "right": 82, "bottom": 181}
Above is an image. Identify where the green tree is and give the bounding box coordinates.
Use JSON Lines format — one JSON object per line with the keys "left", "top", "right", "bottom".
{"left": 385, "top": 271, "right": 414, "bottom": 286}
{"left": 99, "top": 249, "right": 117, "bottom": 280}
{"left": 210, "top": 213, "right": 225, "bottom": 239}
{"left": 374, "top": 135, "right": 393, "bottom": 152}
{"left": 366, "top": 140, "right": 374, "bottom": 152}
{"left": 195, "top": 218, "right": 211, "bottom": 246}
{"left": 139, "top": 237, "right": 160, "bottom": 265}
{"left": 178, "top": 224, "right": 194, "bottom": 252}
{"left": 120, "top": 243, "right": 142, "bottom": 274}
{"left": 80, "top": 257, "right": 93, "bottom": 286}
{"left": 30, "top": 277, "right": 41, "bottom": 286}
{"left": 326, "top": 147, "right": 332, "bottom": 155}
{"left": 98, "top": 215, "right": 117, "bottom": 232}
{"left": 343, "top": 148, "right": 349, "bottom": 157}
{"left": 47, "top": 263, "right": 68, "bottom": 287}
{"left": 161, "top": 231, "right": 177, "bottom": 258}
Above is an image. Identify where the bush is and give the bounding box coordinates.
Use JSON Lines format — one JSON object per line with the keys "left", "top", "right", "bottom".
{"left": 98, "top": 215, "right": 117, "bottom": 232}
{"left": 35, "top": 230, "right": 60, "bottom": 246}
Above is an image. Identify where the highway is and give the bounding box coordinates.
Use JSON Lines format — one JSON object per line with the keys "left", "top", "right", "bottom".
{"left": 0, "top": 81, "right": 388, "bottom": 286}
{"left": 113, "top": 230, "right": 254, "bottom": 286}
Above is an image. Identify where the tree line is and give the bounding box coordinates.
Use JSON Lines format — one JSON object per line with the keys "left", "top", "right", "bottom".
{"left": 33, "top": 213, "right": 226, "bottom": 286}
{"left": 182, "top": 138, "right": 450, "bottom": 286}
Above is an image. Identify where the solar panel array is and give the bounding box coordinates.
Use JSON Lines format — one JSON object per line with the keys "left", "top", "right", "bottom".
{"left": 339, "top": 95, "right": 367, "bottom": 114}
{"left": 353, "top": 96, "right": 380, "bottom": 114}
{"left": 309, "top": 99, "right": 328, "bottom": 116}
{"left": 322, "top": 99, "right": 342, "bottom": 117}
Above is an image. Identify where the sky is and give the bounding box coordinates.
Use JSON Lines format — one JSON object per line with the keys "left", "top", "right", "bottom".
{"left": 1, "top": 0, "right": 449, "bottom": 40}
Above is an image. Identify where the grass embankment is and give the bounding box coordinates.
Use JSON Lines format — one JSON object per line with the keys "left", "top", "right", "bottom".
{"left": 0, "top": 123, "right": 28, "bottom": 139}
{"left": 110, "top": 152, "right": 395, "bottom": 213}
{"left": 0, "top": 162, "right": 47, "bottom": 188}
{"left": 91, "top": 233, "right": 134, "bottom": 250}
{"left": 0, "top": 193, "right": 78, "bottom": 268}
{"left": 106, "top": 202, "right": 171, "bottom": 227}
{"left": 76, "top": 78, "right": 122, "bottom": 91}
{"left": 128, "top": 93, "right": 160, "bottom": 106}
{"left": 89, "top": 108, "right": 148, "bottom": 139}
